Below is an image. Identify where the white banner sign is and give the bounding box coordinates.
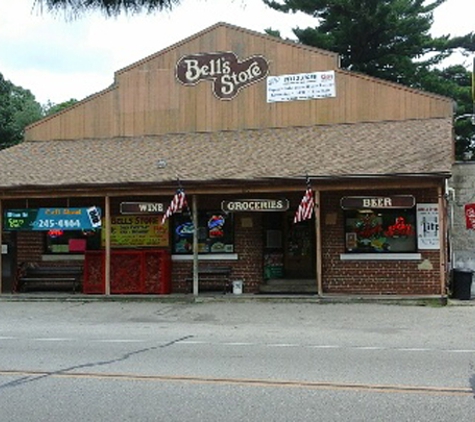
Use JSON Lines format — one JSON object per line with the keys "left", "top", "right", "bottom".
{"left": 416, "top": 203, "right": 440, "bottom": 250}
{"left": 266, "top": 70, "right": 336, "bottom": 103}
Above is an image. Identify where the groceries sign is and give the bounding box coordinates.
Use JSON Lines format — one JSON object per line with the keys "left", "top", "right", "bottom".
{"left": 176, "top": 52, "right": 269, "bottom": 100}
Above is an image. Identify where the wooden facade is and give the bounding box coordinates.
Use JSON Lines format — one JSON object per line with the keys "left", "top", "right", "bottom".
{"left": 26, "top": 23, "right": 452, "bottom": 142}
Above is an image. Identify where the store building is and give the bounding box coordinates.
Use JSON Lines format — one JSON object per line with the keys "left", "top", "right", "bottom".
{"left": 0, "top": 23, "right": 453, "bottom": 297}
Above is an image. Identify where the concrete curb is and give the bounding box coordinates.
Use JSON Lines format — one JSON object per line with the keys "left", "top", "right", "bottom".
{"left": 0, "top": 293, "right": 467, "bottom": 306}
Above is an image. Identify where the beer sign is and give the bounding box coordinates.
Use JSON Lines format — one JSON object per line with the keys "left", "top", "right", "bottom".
{"left": 340, "top": 195, "right": 415, "bottom": 210}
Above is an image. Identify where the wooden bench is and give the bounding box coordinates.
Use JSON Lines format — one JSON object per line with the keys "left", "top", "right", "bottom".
{"left": 187, "top": 265, "right": 233, "bottom": 294}
{"left": 16, "top": 264, "right": 83, "bottom": 293}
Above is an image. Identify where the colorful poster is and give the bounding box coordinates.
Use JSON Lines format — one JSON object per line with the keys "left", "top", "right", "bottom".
{"left": 416, "top": 204, "right": 440, "bottom": 250}
{"left": 103, "top": 215, "right": 169, "bottom": 248}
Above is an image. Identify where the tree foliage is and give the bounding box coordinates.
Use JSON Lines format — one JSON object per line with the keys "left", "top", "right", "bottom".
{"left": 42, "top": 99, "right": 79, "bottom": 116}
{"left": 263, "top": 0, "right": 475, "bottom": 159}
{"left": 0, "top": 73, "right": 43, "bottom": 150}
{"left": 33, "top": 0, "right": 181, "bottom": 16}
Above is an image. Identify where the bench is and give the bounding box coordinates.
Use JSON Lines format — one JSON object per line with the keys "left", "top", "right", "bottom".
{"left": 16, "top": 264, "right": 83, "bottom": 293}
{"left": 187, "top": 265, "right": 233, "bottom": 294}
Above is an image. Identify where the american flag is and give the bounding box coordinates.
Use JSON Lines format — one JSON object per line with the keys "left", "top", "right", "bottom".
{"left": 294, "top": 185, "right": 315, "bottom": 223}
{"left": 161, "top": 189, "right": 187, "bottom": 225}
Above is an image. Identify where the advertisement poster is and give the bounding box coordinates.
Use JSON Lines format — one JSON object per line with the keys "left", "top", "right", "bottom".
{"left": 416, "top": 204, "right": 440, "bottom": 250}
{"left": 464, "top": 203, "right": 475, "bottom": 230}
{"left": 267, "top": 70, "right": 336, "bottom": 103}
{"left": 103, "top": 215, "right": 169, "bottom": 247}
{"left": 4, "top": 207, "right": 101, "bottom": 231}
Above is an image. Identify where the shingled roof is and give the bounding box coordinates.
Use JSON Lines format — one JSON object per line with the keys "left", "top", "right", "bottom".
{"left": 0, "top": 118, "right": 451, "bottom": 191}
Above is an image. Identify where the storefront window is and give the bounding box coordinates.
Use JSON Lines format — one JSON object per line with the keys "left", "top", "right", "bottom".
{"left": 172, "top": 211, "right": 234, "bottom": 254}
{"left": 45, "top": 229, "right": 101, "bottom": 254}
{"left": 344, "top": 209, "right": 416, "bottom": 253}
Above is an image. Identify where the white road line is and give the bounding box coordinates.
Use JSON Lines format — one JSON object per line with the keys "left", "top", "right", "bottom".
{"left": 33, "top": 338, "right": 74, "bottom": 342}
{"left": 222, "top": 342, "right": 254, "bottom": 346}
{"left": 398, "top": 348, "right": 431, "bottom": 352}
{"left": 267, "top": 343, "right": 300, "bottom": 347}
{"left": 309, "top": 345, "right": 342, "bottom": 349}
{"left": 94, "top": 339, "right": 146, "bottom": 343}
{"left": 2, "top": 336, "right": 474, "bottom": 353}
{"left": 355, "top": 346, "right": 385, "bottom": 350}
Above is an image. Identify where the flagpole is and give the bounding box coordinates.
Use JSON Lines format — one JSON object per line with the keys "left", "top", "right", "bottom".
{"left": 314, "top": 190, "right": 323, "bottom": 296}
{"left": 192, "top": 194, "right": 199, "bottom": 296}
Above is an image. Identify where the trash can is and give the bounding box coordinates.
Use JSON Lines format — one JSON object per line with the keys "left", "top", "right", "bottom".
{"left": 451, "top": 269, "right": 473, "bottom": 300}
{"left": 232, "top": 280, "right": 243, "bottom": 295}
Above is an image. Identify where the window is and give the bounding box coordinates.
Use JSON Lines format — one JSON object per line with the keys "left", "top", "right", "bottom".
{"left": 344, "top": 209, "right": 416, "bottom": 253}
{"left": 172, "top": 211, "right": 234, "bottom": 254}
{"left": 44, "top": 229, "right": 101, "bottom": 254}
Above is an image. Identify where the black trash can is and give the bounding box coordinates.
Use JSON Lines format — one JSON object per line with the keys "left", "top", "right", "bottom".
{"left": 451, "top": 269, "right": 473, "bottom": 300}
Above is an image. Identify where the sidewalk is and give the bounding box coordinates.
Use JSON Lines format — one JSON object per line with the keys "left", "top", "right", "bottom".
{"left": 0, "top": 292, "right": 472, "bottom": 306}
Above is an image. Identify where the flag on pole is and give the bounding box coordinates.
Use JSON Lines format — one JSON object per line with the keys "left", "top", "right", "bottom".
{"left": 294, "top": 180, "right": 315, "bottom": 223}
{"left": 161, "top": 189, "right": 187, "bottom": 225}
{"left": 472, "top": 57, "right": 474, "bottom": 102}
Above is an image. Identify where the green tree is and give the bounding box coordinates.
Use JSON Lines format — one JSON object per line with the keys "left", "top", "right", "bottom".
{"left": 264, "top": 0, "right": 474, "bottom": 85}
{"left": 263, "top": 0, "right": 475, "bottom": 159}
{"left": 34, "top": 0, "right": 180, "bottom": 16}
{"left": 0, "top": 73, "right": 43, "bottom": 150}
{"left": 42, "top": 99, "right": 79, "bottom": 116}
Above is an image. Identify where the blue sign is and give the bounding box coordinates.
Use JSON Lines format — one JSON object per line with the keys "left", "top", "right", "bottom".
{"left": 4, "top": 207, "right": 101, "bottom": 231}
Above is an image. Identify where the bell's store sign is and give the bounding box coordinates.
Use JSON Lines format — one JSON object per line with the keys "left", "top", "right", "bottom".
{"left": 222, "top": 199, "right": 289, "bottom": 212}
{"left": 176, "top": 52, "right": 269, "bottom": 100}
{"left": 120, "top": 202, "right": 164, "bottom": 215}
{"left": 340, "top": 195, "right": 415, "bottom": 210}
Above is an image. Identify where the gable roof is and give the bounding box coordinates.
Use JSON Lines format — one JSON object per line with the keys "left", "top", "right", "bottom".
{"left": 25, "top": 22, "right": 452, "bottom": 141}
{"left": 0, "top": 118, "right": 451, "bottom": 193}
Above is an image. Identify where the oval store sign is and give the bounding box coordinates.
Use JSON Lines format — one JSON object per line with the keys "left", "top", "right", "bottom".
{"left": 340, "top": 196, "right": 415, "bottom": 210}
{"left": 176, "top": 51, "right": 269, "bottom": 100}
{"left": 222, "top": 199, "right": 289, "bottom": 212}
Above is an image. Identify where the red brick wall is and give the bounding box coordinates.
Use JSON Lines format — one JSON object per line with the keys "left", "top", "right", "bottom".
{"left": 321, "top": 189, "right": 442, "bottom": 295}
{"left": 17, "top": 232, "right": 43, "bottom": 264}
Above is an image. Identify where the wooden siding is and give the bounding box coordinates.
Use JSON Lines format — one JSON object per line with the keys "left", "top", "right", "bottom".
{"left": 25, "top": 23, "right": 453, "bottom": 142}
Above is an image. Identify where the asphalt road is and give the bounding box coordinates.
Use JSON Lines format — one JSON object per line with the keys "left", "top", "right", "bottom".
{"left": 0, "top": 300, "right": 474, "bottom": 421}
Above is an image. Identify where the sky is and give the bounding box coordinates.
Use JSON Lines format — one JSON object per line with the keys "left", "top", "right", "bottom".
{"left": 0, "top": 0, "right": 473, "bottom": 106}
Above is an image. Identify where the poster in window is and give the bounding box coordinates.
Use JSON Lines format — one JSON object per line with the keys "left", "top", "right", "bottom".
{"left": 103, "top": 215, "right": 169, "bottom": 248}
{"left": 416, "top": 204, "right": 439, "bottom": 250}
{"left": 173, "top": 211, "right": 233, "bottom": 254}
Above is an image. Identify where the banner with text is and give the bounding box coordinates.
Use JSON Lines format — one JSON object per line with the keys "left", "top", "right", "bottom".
{"left": 267, "top": 70, "right": 336, "bottom": 103}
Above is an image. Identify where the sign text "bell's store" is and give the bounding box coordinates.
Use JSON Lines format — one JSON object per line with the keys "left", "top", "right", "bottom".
{"left": 176, "top": 52, "right": 269, "bottom": 100}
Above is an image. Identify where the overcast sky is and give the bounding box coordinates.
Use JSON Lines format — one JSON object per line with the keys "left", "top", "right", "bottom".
{"left": 0, "top": 0, "right": 473, "bottom": 105}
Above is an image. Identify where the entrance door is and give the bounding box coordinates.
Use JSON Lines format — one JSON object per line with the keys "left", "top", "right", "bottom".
{"left": 284, "top": 214, "right": 315, "bottom": 279}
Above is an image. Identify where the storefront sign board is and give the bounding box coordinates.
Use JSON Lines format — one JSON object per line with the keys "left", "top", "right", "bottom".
{"left": 340, "top": 195, "right": 415, "bottom": 210}
{"left": 120, "top": 202, "right": 165, "bottom": 214}
{"left": 222, "top": 199, "right": 289, "bottom": 212}
{"left": 176, "top": 51, "right": 269, "bottom": 100}
{"left": 3, "top": 207, "right": 101, "bottom": 231}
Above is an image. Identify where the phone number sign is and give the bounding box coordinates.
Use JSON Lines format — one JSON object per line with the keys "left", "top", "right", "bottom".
{"left": 3, "top": 207, "right": 101, "bottom": 231}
